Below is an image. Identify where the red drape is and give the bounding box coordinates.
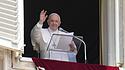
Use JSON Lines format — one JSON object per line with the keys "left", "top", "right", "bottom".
{"left": 32, "top": 57, "right": 119, "bottom": 70}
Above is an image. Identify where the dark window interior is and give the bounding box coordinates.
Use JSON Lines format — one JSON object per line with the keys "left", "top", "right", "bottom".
{"left": 23, "top": 0, "right": 99, "bottom": 64}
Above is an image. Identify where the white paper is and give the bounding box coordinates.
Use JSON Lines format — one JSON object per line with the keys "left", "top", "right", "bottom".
{"left": 56, "top": 32, "right": 74, "bottom": 51}
{"left": 48, "top": 32, "right": 74, "bottom": 52}
{"left": 48, "top": 32, "right": 77, "bottom": 62}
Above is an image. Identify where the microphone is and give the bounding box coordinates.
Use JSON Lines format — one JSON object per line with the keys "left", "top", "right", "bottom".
{"left": 59, "top": 27, "right": 68, "bottom": 33}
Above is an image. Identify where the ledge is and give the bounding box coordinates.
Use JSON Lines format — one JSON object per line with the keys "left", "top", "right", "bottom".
{"left": 12, "top": 57, "right": 36, "bottom": 70}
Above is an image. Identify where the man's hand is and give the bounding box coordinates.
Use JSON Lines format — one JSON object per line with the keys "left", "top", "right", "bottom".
{"left": 69, "top": 41, "right": 77, "bottom": 52}
{"left": 39, "top": 9, "right": 48, "bottom": 24}
{"left": 69, "top": 44, "right": 76, "bottom": 52}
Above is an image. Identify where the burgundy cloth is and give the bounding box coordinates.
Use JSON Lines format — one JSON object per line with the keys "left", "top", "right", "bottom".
{"left": 32, "top": 57, "right": 119, "bottom": 70}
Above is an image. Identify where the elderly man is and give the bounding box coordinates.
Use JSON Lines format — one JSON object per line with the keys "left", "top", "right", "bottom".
{"left": 31, "top": 9, "right": 77, "bottom": 62}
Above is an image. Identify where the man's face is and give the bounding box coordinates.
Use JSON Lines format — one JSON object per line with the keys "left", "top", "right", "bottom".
{"left": 48, "top": 15, "right": 61, "bottom": 31}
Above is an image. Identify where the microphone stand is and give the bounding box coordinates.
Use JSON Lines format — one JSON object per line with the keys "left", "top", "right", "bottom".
{"left": 58, "top": 28, "right": 87, "bottom": 63}
{"left": 73, "top": 36, "right": 87, "bottom": 64}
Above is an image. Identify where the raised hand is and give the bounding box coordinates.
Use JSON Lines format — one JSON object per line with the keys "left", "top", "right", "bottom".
{"left": 39, "top": 9, "right": 48, "bottom": 24}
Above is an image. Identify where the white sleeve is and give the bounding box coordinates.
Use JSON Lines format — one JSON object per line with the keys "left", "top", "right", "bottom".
{"left": 30, "top": 22, "right": 44, "bottom": 52}
{"left": 36, "top": 22, "right": 43, "bottom": 28}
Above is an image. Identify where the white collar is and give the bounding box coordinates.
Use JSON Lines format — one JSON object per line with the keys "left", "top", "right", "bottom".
{"left": 48, "top": 27, "right": 59, "bottom": 35}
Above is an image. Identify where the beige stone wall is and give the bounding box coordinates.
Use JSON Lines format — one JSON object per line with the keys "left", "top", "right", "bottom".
{"left": 0, "top": 49, "right": 4, "bottom": 70}
{"left": 0, "top": 59, "right": 3, "bottom": 70}
{"left": 123, "top": 0, "right": 125, "bottom": 67}
{"left": 0, "top": 48, "right": 36, "bottom": 70}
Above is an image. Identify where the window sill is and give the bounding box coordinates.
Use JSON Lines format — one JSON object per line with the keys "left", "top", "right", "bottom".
{"left": 12, "top": 57, "right": 36, "bottom": 70}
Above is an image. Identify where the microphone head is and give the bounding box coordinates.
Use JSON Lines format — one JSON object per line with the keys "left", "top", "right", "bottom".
{"left": 59, "top": 27, "right": 68, "bottom": 33}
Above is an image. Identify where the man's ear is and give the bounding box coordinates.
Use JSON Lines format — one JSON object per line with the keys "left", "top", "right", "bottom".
{"left": 47, "top": 19, "right": 49, "bottom": 23}
{"left": 47, "top": 19, "right": 50, "bottom": 25}
{"left": 59, "top": 21, "right": 61, "bottom": 25}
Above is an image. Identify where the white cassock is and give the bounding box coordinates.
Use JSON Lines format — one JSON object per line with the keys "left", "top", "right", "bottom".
{"left": 31, "top": 22, "right": 77, "bottom": 62}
